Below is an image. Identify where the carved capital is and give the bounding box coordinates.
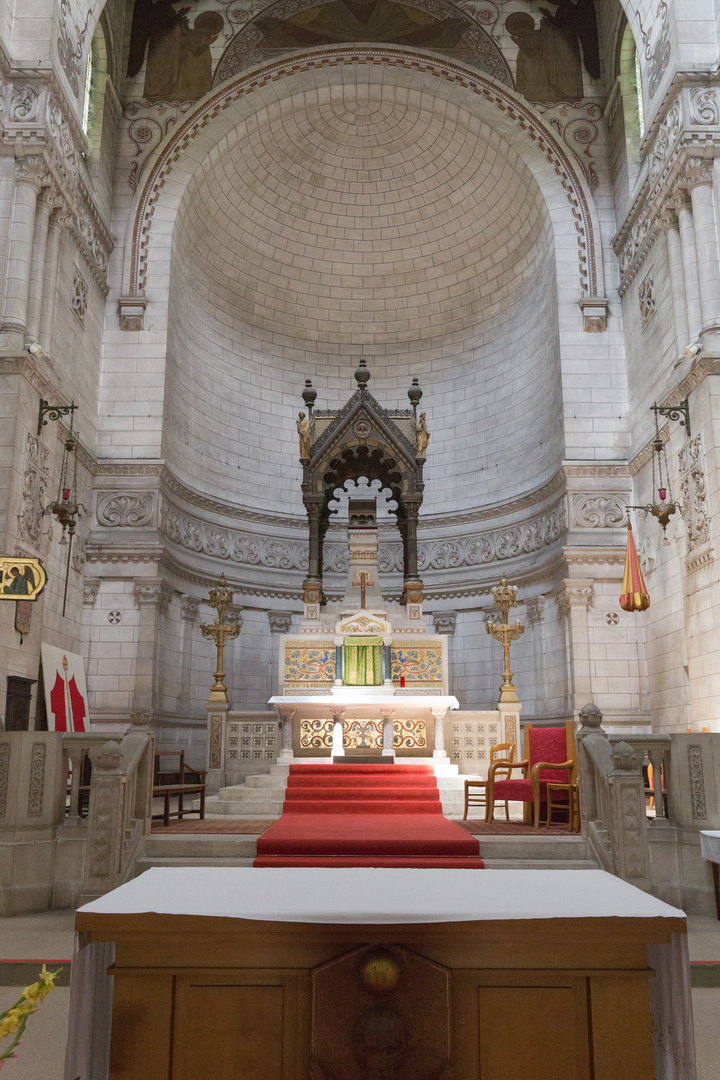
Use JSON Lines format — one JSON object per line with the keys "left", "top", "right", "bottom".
{"left": 433, "top": 611, "right": 457, "bottom": 635}
{"left": 679, "top": 156, "right": 715, "bottom": 192}
{"left": 14, "top": 155, "right": 51, "bottom": 192}
{"left": 83, "top": 578, "right": 100, "bottom": 606}
{"left": 134, "top": 578, "right": 172, "bottom": 612}
{"left": 578, "top": 296, "right": 609, "bottom": 333}
{"left": 118, "top": 295, "right": 148, "bottom": 331}
{"left": 268, "top": 611, "right": 292, "bottom": 634}
{"left": 180, "top": 594, "right": 200, "bottom": 622}
{"left": 556, "top": 583, "right": 593, "bottom": 615}
{"left": 525, "top": 596, "right": 546, "bottom": 625}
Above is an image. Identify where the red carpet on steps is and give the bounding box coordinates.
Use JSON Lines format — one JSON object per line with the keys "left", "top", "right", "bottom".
{"left": 254, "top": 763, "right": 484, "bottom": 868}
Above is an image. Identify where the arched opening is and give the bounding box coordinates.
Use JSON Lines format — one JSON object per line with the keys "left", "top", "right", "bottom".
{"left": 617, "top": 19, "right": 645, "bottom": 191}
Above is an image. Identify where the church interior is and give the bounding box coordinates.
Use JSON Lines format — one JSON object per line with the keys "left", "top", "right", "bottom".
{"left": 2, "top": 0, "right": 720, "bottom": 1076}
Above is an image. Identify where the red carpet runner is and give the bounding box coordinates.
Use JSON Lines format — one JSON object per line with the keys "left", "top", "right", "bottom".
{"left": 254, "top": 763, "right": 484, "bottom": 868}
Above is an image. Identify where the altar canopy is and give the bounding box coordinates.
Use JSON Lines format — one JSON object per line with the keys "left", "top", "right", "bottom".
{"left": 343, "top": 636, "right": 382, "bottom": 685}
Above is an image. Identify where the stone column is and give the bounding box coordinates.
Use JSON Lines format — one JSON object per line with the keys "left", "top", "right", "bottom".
{"left": 382, "top": 635, "right": 393, "bottom": 687}
{"left": 402, "top": 504, "right": 424, "bottom": 605}
{"left": 685, "top": 159, "right": 720, "bottom": 338}
{"left": 334, "top": 637, "right": 343, "bottom": 687}
{"left": 557, "top": 581, "right": 594, "bottom": 717}
{"left": 658, "top": 205, "right": 689, "bottom": 360}
{"left": 39, "top": 205, "right": 72, "bottom": 348}
{"left": 302, "top": 502, "right": 323, "bottom": 608}
{"left": 432, "top": 706, "right": 447, "bottom": 759}
{"left": 676, "top": 199, "right": 703, "bottom": 341}
{"left": 26, "top": 186, "right": 61, "bottom": 341}
{"left": 132, "top": 578, "right": 171, "bottom": 717}
{"left": 179, "top": 595, "right": 200, "bottom": 712}
{"left": 381, "top": 708, "right": 395, "bottom": 757}
{"left": 3, "top": 156, "right": 51, "bottom": 333}
{"left": 525, "top": 596, "right": 545, "bottom": 718}
{"left": 277, "top": 708, "right": 295, "bottom": 763}
{"left": 331, "top": 707, "right": 345, "bottom": 758}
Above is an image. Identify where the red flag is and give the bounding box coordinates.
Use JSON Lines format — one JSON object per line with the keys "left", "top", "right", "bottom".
{"left": 620, "top": 522, "right": 650, "bottom": 612}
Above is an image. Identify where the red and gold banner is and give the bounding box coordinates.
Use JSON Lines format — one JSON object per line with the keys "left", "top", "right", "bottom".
{"left": 620, "top": 523, "right": 650, "bottom": 612}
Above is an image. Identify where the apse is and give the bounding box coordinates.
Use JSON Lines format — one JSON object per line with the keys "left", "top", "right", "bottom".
{"left": 163, "top": 62, "right": 562, "bottom": 517}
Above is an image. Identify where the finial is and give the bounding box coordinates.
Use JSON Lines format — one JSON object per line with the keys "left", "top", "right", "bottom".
{"left": 302, "top": 379, "right": 317, "bottom": 413}
{"left": 407, "top": 376, "right": 423, "bottom": 417}
{"left": 354, "top": 358, "right": 370, "bottom": 389}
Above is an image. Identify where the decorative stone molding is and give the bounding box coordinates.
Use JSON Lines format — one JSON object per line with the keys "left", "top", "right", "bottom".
{"left": 578, "top": 296, "right": 609, "bottom": 333}
{"left": 161, "top": 501, "right": 566, "bottom": 576}
{"left": 570, "top": 493, "right": 627, "bottom": 529}
{"left": 0, "top": 744, "right": 10, "bottom": 818}
{"left": 27, "top": 742, "right": 46, "bottom": 817}
{"left": 71, "top": 267, "right": 88, "bottom": 324}
{"left": 14, "top": 154, "right": 52, "bottom": 191}
{"left": 525, "top": 596, "right": 546, "bottom": 625}
{"left": 688, "top": 744, "right": 707, "bottom": 819}
{"left": 268, "top": 611, "right": 292, "bottom": 634}
{"left": 10, "top": 83, "right": 41, "bottom": 123}
{"left": 678, "top": 436, "right": 710, "bottom": 553}
{"left": 639, "top": 270, "right": 656, "bottom": 328}
{"left": 433, "top": 612, "right": 457, "bottom": 635}
{"left": 96, "top": 491, "right": 154, "bottom": 528}
{"left": 83, "top": 578, "right": 100, "bottom": 606}
{"left": 118, "top": 295, "right": 148, "bottom": 332}
{"left": 677, "top": 156, "right": 715, "bottom": 192}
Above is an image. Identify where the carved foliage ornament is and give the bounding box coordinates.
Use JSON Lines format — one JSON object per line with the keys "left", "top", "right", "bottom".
{"left": 678, "top": 436, "right": 710, "bottom": 553}
{"left": 96, "top": 492, "right": 154, "bottom": 528}
{"left": 571, "top": 493, "right": 627, "bottom": 529}
{"left": 18, "top": 434, "right": 50, "bottom": 548}
{"left": 27, "top": 742, "right": 46, "bottom": 817}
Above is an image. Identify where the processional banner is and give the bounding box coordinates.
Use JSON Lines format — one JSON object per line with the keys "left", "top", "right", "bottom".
{"left": 41, "top": 644, "right": 88, "bottom": 732}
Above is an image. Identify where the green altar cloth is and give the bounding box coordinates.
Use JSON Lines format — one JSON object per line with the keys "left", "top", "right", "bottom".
{"left": 343, "top": 636, "right": 382, "bottom": 685}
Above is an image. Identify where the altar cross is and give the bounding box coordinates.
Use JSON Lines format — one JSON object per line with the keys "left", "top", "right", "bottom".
{"left": 353, "top": 570, "right": 374, "bottom": 609}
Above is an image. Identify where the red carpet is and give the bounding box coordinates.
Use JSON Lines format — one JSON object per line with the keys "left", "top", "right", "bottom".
{"left": 254, "top": 764, "right": 484, "bottom": 868}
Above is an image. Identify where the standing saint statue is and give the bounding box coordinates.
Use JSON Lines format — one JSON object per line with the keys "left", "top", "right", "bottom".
{"left": 416, "top": 412, "right": 430, "bottom": 457}
{"left": 297, "top": 411, "right": 312, "bottom": 459}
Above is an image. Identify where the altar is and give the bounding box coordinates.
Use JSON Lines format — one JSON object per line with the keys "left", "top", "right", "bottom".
{"left": 67, "top": 867, "right": 694, "bottom": 1080}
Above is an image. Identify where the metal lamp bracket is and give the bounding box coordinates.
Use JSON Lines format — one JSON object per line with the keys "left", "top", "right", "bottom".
{"left": 651, "top": 397, "right": 690, "bottom": 438}
{"left": 37, "top": 398, "right": 76, "bottom": 436}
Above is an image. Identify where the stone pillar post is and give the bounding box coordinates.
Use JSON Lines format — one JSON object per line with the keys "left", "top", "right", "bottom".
{"left": 432, "top": 706, "right": 447, "bottom": 759}
{"left": 302, "top": 502, "right": 323, "bottom": 610}
{"left": 334, "top": 637, "right": 343, "bottom": 687}
{"left": 676, "top": 199, "right": 703, "bottom": 341}
{"left": 3, "top": 156, "right": 51, "bottom": 332}
{"left": 525, "top": 596, "right": 545, "bottom": 717}
{"left": 26, "top": 187, "right": 61, "bottom": 340}
{"left": 683, "top": 160, "right": 720, "bottom": 339}
{"left": 381, "top": 708, "right": 395, "bottom": 757}
{"left": 80, "top": 741, "right": 124, "bottom": 903}
{"left": 179, "top": 595, "right": 200, "bottom": 712}
{"left": 277, "top": 708, "right": 295, "bottom": 763}
{"left": 557, "top": 581, "right": 594, "bottom": 717}
{"left": 39, "top": 205, "right": 72, "bottom": 348}
{"left": 64, "top": 739, "right": 85, "bottom": 827}
{"left": 382, "top": 635, "right": 393, "bottom": 687}
{"left": 132, "top": 579, "right": 171, "bottom": 717}
{"left": 331, "top": 707, "right": 345, "bottom": 758}
{"left": 660, "top": 209, "right": 690, "bottom": 358}
{"left": 609, "top": 741, "right": 652, "bottom": 892}
{"left": 402, "top": 504, "right": 424, "bottom": 607}
{"left": 205, "top": 702, "right": 228, "bottom": 793}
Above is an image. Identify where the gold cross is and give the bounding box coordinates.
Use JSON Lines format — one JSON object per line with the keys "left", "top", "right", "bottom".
{"left": 200, "top": 577, "right": 240, "bottom": 702}
{"left": 353, "top": 570, "right": 373, "bottom": 609}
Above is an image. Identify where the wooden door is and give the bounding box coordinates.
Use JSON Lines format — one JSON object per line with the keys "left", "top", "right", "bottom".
{"left": 172, "top": 969, "right": 309, "bottom": 1080}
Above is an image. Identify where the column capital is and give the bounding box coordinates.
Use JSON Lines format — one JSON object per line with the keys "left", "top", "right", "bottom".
{"left": 556, "top": 581, "right": 593, "bottom": 615}
{"left": 679, "top": 156, "right": 715, "bottom": 191}
{"left": 14, "top": 155, "right": 52, "bottom": 192}
{"left": 180, "top": 594, "right": 200, "bottom": 622}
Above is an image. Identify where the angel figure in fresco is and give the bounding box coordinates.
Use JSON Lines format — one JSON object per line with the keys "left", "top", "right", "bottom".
{"left": 416, "top": 412, "right": 430, "bottom": 458}
{"left": 3, "top": 565, "right": 35, "bottom": 595}
{"left": 505, "top": 0, "right": 599, "bottom": 103}
{"left": 127, "top": 0, "right": 224, "bottom": 102}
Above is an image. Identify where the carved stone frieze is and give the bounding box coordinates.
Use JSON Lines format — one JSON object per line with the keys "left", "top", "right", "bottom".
{"left": 570, "top": 493, "right": 627, "bottom": 529}
{"left": 688, "top": 744, "right": 707, "bottom": 819}
{"left": 18, "top": 433, "right": 50, "bottom": 548}
{"left": 0, "top": 744, "right": 10, "bottom": 818}
{"left": 27, "top": 742, "right": 46, "bottom": 817}
{"left": 161, "top": 500, "right": 566, "bottom": 577}
{"left": 678, "top": 436, "right": 710, "bottom": 553}
{"left": 96, "top": 492, "right": 154, "bottom": 528}
{"left": 10, "top": 83, "right": 42, "bottom": 123}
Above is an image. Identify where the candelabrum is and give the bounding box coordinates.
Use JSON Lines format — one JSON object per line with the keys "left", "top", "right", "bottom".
{"left": 200, "top": 576, "right": 240, "bottom": 703}
{"left": 486, "top": 576, "right": 525, "bottom": 704}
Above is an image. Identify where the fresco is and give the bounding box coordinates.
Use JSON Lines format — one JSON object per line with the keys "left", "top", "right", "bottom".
{"left": 505, "top": 0, "right": 599, "bottom": 103}
{"left": 128, "top": 0, "right": 224, "bottom": 102}
{"left": 253, "top": 0, "right": 467, "bottom": 50}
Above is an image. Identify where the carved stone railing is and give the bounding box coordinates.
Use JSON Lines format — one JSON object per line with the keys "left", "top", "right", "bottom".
{"left": 79, "top": 726, "right": 154, "bottom": 904}
{"left": 576, "top": 704, "right": 652, "bottom": 892}
{"left": 62, "top": 732, "right": 108, "bottom": 825}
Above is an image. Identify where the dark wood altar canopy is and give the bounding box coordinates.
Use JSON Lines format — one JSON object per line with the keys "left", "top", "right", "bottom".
{"left": 297, "top": 361, "right": 427, "bottom": 606}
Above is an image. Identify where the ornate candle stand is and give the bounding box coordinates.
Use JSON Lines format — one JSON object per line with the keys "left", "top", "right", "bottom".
{"left": 200, "top": 576, "right": 240, "bottom": 705}
{"left": 487, "top": 576, "right": 525, "bottom": 704}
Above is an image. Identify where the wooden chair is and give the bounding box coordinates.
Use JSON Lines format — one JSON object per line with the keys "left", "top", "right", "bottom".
{"left": 486, "top": 721, "right": 577, "bottom": 828}
{"left": 463, "top": 742, "right": 515, "bottom": 820}
{"left": 545, "top": 780, "right": 580, "bottom": 832}
{"left": 152, "top": 751, "right": 208, "bottom": 828}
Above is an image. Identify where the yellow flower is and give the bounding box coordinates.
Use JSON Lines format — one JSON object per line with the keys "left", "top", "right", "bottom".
{"left": 20, "top": 983, "right": 40, "bottom": 1006}
{"left": 0, "top": 1011, "right": 20, "bottom": 1041}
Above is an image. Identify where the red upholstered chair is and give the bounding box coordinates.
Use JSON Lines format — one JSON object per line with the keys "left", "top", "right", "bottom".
{"left": 485, "top": 721, "right": 577, "bottom": 828}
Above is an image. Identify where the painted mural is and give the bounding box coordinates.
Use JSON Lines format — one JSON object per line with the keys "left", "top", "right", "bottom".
{"left": 505, "top": 0, "right": 599, "bottom": 103}
{"left": 128, "top": 0, "right": 225, "bottom": 101}
{"left": 284, "top": 642, "right": 336, "bottom": 690}
{"left": 390, "top": 645, "right": 443, "bottom": 689}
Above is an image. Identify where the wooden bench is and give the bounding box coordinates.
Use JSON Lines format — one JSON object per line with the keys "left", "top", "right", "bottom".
{"left": 152, "top": 783, "right": 206, "bottom": 828}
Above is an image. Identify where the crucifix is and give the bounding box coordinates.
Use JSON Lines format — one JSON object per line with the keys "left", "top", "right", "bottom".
{"left": 353, "top": 570, "right": 373, "bottom": 609}
{"left": 486, "top": 575, "right": 525, "bottom": 704}
{"left": 200, "top": 576, "right": 240, "bottom": 703}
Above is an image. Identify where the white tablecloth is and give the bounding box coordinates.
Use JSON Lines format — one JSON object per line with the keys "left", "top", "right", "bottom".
{"left": 77, "top": 866, "right": 685, "bottom": 922}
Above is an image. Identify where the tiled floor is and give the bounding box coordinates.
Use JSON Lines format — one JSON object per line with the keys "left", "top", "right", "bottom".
{"left": 0, "top": 908, "right": 718, "bottom": 1078}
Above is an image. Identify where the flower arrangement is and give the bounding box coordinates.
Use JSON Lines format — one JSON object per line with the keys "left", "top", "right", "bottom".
{"left": 0, "top": 965, "right": 62, "bottom": 1069}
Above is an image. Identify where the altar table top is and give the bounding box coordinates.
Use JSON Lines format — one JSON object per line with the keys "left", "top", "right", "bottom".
{"left": 78, "top": 867, "right": 685, "bottom": 924}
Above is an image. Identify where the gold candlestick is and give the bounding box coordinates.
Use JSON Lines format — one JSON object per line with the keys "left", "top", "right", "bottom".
{"left": 487, "top": 576, "right": 525, "bottom": 704}
{"left": 200, "top": 576, "right": 240, "bottom": 703}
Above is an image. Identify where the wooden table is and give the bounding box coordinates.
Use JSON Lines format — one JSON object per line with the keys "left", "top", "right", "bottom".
{"left": 72, "top": 868, "right": 691, "bottom": 1080}
{"left": 152, "top": 783, "right": 205, "bottom": 827}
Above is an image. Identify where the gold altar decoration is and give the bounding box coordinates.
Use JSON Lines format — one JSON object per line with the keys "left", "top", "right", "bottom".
{"left": 299, "top": 718, "right": 427, "bottom": 750}
{"left": 200, "top": 576, "right": 240, "bottom": 703}
{"left": 486, "top": 576, "right": 525, "bottom": 704}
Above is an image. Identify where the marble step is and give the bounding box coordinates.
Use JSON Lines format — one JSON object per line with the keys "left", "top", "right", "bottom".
{"left": 203, "top": 796, "right": 284, "bottom": 816}
{"left": 136, "top": 856, "right": 256, "bottom": 871}
{"left": 473, "top": 835, "right": 591, "bottom": 862}
{"left": 145, "top": 835, "right": 261, "bottom": 858}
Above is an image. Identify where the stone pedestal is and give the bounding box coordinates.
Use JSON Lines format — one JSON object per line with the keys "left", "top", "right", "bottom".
{"left": 206, "top": 702, "right": 229, "bottom": 794}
